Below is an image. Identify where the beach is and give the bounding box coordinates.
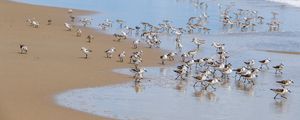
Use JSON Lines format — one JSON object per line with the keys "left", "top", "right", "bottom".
{"left": 0, "top": 1, "right": 163, "bottom": 120}
{"left": 2, "top": 0, "right": 300, "bottom": 120}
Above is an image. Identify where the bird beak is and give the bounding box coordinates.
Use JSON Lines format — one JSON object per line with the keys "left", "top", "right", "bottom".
{"left": 288, "top": 90, "right": 292, "bottom": 93}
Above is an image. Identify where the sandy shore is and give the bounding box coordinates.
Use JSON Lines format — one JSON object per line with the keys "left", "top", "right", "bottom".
{"left": 0, "top": 1, "right": 163, "bottom": 120}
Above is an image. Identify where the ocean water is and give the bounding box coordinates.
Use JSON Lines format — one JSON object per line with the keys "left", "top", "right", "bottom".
{"left": 12, "top": 0, "right": 300, "bottom": 120}
{"left": 268, "top": 0, "right": 300, "bottom": 7}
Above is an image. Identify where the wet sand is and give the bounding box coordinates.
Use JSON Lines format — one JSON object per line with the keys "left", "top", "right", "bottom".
{"left": 0, "top": 1, "right": 163, "bottom": 120}
{"left": 256, "top": 49, "right": 300, "bottom": 55}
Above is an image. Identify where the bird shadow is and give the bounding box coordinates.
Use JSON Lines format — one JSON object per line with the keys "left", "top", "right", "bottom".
{"left": 78, "top": 57, "right": 88, "bottom": 59}
{"left": 272, "top": 99, "right": 288, "bottom": 113}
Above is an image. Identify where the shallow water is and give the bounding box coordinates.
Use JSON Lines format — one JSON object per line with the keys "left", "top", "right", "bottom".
{"left": 56, "top": 64, "right": 300, "bottom": 120}
{"left": 12, "top": 0, "right": 300, "bottom": 119}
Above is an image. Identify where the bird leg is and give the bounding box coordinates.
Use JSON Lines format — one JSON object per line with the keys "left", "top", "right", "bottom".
{"left": 281, "top": 95, "right": 287, "bottom": 99}
{"left": 274, "top": 94, "right": 279, "bottom": 99}
{"left": 175, "top": 75, "right": 180, "bottom": 80}
{"left": 193, "top": 81, "right": 199, "bottom": 87}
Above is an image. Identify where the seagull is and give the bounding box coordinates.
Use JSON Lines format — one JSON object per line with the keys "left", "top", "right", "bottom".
{"left": 81, "top": 47, "right": 92, "bottom": 59}
{"left": 259, "top": 58, "right": 271, "bottom": 69}
{"left": 64, "top": 23, "right": 72, "bottom": 31}
{"left": 19, "top": 44, "right": 28, "bottom": 54}
{"left": 276, "top": 80, "right": 294, "bottom": 88}
{"left": 270, "top": 88, "right": 291, "bottom": 99}
{"left": 273, "top": 63, "right": 284, "bottom": 74}
{"left": 105, "top": 47, "right": 116, "bottom": 58}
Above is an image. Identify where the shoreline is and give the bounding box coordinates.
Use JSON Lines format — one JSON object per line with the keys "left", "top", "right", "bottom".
{"left": 0, "top": 1, "right": 165, "bottom": 120}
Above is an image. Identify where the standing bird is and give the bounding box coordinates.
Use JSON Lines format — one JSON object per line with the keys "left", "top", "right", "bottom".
{"left": 69, "top": 15, "right": 75, "bottom": 22}
{"left": 193, "top": 72, "right": 209, "bottom": 87}
{"left": 273, "top": 63, "right": 284, "bottom": 74}
{"left": 244, "top": 59, "right": 255, "bottom": 69}
{"left": 204, "top": 78, "right": 220, "bottom": 91}
{"left": 132, "top": 39, "right": 140, "bottom": 49}
{"left": 167, "top": 52, "right": 177, "bottom": 61}
{"left": 192, "top": 38, "right": 205, "bottom": 49}
{"left": 270, "top": 88, "right": 291, "bottom": 99}
{"left": 86, "top": 35, "right": 94, "bottom": 43}
{"left": 187, "top": 49, "right": 198, "bottom": 59}
{"left": 76, "top": 29, "right": 82, "bottom": 37}
{"left": 105, "top": 47, "right": 116, "bottom": 58}
{"left": 80, "top": 47, "right": 92, "bottom": 59}
{"left": 276, "top": 80, "right": 294, "bottom": 88}
{"left": 116, "top": 19, "right": 125, "bottom": 28}
{"left": 118, "top": 51, "right": 126, "bottom": 62}
{"left": 259, "top": 58, "right": 271, "bottom": 69}
{"left": 160, "top": 54, "right": 168, "bottom": 65}
{"left": 19, "top": 44, "right": 28, "bottom": 54}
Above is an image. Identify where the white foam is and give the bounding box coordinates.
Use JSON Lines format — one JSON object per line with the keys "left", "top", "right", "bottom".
{"left": 268, "top": 0, "right": 300, "bottom": 7}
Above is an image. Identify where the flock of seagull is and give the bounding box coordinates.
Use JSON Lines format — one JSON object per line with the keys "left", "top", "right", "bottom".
{"left": 20, "top": 1, "right": 293, "bottom": 100}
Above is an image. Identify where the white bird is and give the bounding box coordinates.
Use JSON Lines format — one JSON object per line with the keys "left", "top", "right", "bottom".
{"left": 167, "top": 52, "right": 177, "bottom": 61}
{"left": 193, "top": 71, "right": 210, "bottom": 87}
{"left": 176, "top": 42, "right": 183, "bottom": 51}
{"left": 270, "top": 88, "right": 291, "bottom": 99}
{"left": 64, "top": 23, "right": 72, "bottom": 31}
{"left": 105, "top": 47, "right": 116, "bottom": 58}
{"left": 68, "top": 9, "right": 73, "bottom": 14}
{"left": 276, "top": 80, "right": 294, "bottom": 88}
{"left": 187, "top": 49, "right": 198, "bottom": 59}
{"left": 118, "top": 51, "right": 126, "bottom": 62}
{"left": 204, "top": 78, "right": 220, "bottom": 90}
{"left": 81, "top": 47, "right": 92, "bottom": 59}
{"left": 273, "top": 63, "right": 284, "bottom": 74}
{"left": 32, "top": 20, "right": 39, "bottom": 28}
{"left": 19, "top": 44, "right": 28, "bottom": 54}
{"left": 244, "top": 59, "right": 255, "bottom": 69}
{"left": 133, "top": 39, "right": 140, "bottom": 49}
{"left": 192, "top": 37, "right": 205, "bottom": 48}
{"left": 212, "top": 42, "right": 225, "bottom": 52}
{"left": 259, "top": 58, "right": 271, "bottom": 69}
{"left": 160, "top": 54, "right": 168, "bottom": 65}
{"left": 76, "top": 29, "right": 82, "bottom": 37}
{"left": 181, "top": 53, "right": 188, "bottom": 62}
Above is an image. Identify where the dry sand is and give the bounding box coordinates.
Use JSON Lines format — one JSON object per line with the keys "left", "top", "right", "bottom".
{"left": 0, "top": 1, "right": 164, "bottom": 120}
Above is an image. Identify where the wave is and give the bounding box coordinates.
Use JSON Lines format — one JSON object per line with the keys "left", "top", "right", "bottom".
{"left": 268, "top": 0, "right": 300, "bottom": 7}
